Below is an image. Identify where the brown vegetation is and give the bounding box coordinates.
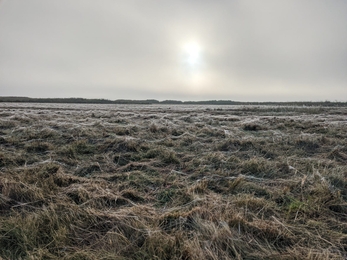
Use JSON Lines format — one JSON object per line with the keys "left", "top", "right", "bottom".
{"left": 0, "top": 103, "right": 346, "bottom": 259}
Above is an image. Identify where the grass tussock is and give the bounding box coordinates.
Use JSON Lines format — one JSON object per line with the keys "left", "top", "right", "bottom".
{"left": 0, "top": 103, "right": 346, "bottom": 259}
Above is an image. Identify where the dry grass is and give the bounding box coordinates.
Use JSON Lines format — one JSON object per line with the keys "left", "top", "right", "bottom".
{"left": 0, "top": 103, "right": 346, "bottom": 259}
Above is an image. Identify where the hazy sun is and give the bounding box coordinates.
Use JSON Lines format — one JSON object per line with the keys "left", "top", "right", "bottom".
{"left": 183, "top": 41, "right": 202, "bottom": 67}
{"left": 179, "top": 40, "right": 207, "bottom": 89}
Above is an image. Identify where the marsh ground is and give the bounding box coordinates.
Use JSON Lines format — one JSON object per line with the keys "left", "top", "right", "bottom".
{"left": 0, "top": 103, "right": 347, "bottom": 259}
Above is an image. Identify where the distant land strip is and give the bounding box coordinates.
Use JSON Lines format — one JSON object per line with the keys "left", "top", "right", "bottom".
{"left": 0, "top": 96, "right": 346, "bottom": 107}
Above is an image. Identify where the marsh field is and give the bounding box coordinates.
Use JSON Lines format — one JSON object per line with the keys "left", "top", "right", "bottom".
{"left": 0, "top": 103, "right": 346, "bottom": 260}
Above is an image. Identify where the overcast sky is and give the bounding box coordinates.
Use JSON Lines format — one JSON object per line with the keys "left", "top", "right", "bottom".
{"left": 0, "top": 0, "right": 346, "bottom": 101}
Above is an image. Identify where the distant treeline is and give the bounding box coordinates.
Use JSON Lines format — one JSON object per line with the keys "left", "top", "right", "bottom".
{"left": 1, "top": 96, "right": 347, "bottom": 107}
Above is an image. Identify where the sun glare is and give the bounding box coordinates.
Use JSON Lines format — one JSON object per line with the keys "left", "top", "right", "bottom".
{"left": 183, "top": 41, "right": 202, "bottom": 67}
{"left": 179, "top": 40, "right": 207, "bottom": 89}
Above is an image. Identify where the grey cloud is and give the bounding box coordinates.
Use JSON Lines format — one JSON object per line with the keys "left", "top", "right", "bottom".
{"left": 0, "top": 0, "right": 346, "bottom": 101}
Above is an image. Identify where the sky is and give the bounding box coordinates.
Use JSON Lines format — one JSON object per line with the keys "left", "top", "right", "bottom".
{"left": 0, "top": 0, "right": 347, "bottom": 102}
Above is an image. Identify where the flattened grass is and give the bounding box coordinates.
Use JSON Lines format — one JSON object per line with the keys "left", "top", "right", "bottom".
{"left": 0, "top": 104, "right": 346, "bottom": 259}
